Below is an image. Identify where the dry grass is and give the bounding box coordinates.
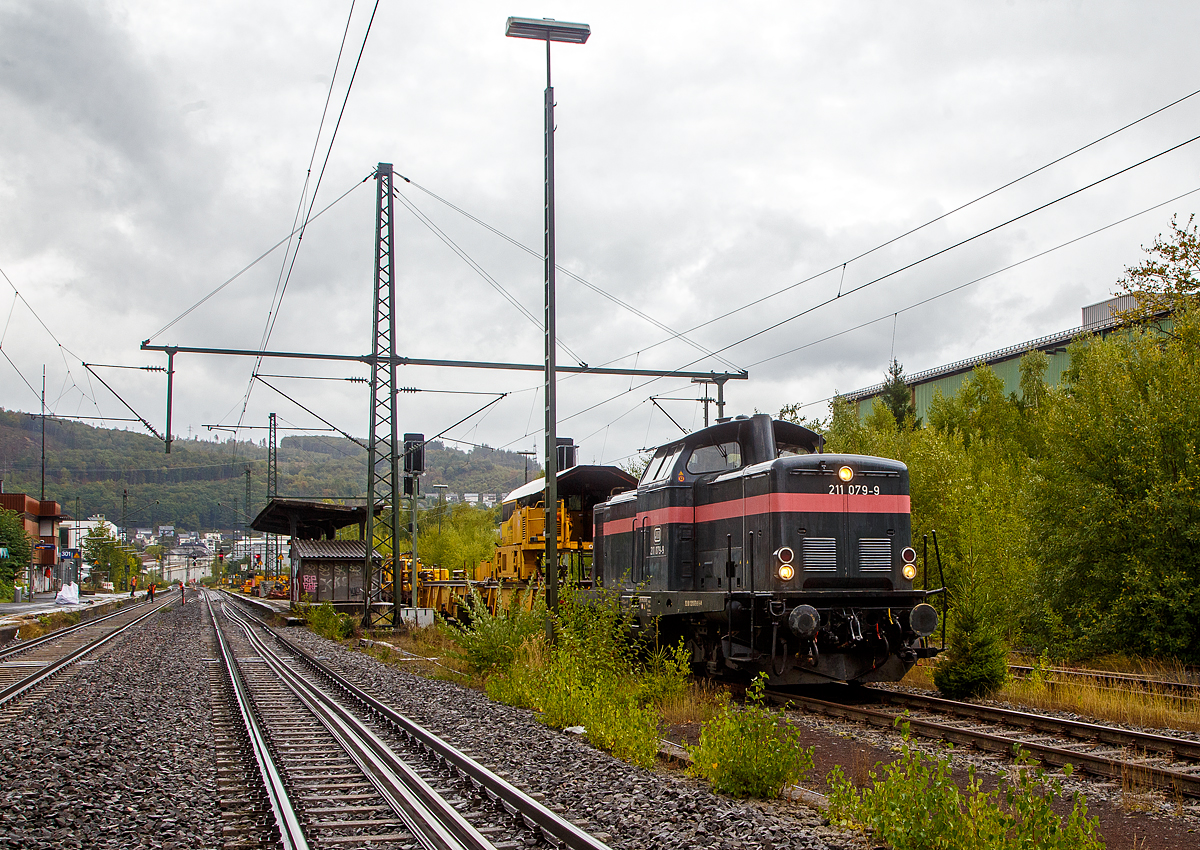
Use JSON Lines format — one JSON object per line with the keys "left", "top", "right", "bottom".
{"left": 658, "top": 680, "right": 724, "bottom": 727}
{"left": 1000, "top": 674, "right": 1200, "bottom": 733}
{"left": 358, "top": 626, "right": 474, "bottom": 681}
{"left": 1121, "top": 752, "right": 1159, "bottom": 813}
{"left": 901, "top": 662, "right": 937, "bottom": 690}
{"left": 906, "top": 655, "right": 1199, "bottom": 733}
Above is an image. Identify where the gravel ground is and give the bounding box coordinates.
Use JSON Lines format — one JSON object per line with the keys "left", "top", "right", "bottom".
{"left": 282, "top": 626, "right": 869, "bottom": 850}
{"left": 0, "top": 597, "right": 220, "bottom": 850}
{"left": 778, "top": 700, "right": 1200, "bottom": 849}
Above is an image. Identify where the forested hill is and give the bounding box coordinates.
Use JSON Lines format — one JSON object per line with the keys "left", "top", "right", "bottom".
{"left": 0, "top": 408, "right": 536, "bottom": 531}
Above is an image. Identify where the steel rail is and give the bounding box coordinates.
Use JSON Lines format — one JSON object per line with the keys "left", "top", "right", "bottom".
{"left": 0, "top": 596, "right": 174, "bottom": 708}
{"left": 222, "top": 592, "right": 612, "bottom": 850}
{"left": 220, "top": 600, "right": 494, "bottom": 850}
{"left": 871, "top": 689, "right": 1200, "bottom": 760}
{"left": 768, "top": 689, "right": 1200, "bottom": 798}
{"left": 205, "top": 594, "right": 309, "bottom": 850}
{"left": 0, "top": 597, "right": 155, "bottom": 662}
{"left": 1008, "top": 664, "right": 1200, "bottom": 699}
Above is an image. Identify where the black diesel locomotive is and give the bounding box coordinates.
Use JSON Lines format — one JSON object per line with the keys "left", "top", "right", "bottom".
{"left": 592, "top": 413, "right": 941, "bottom": 685}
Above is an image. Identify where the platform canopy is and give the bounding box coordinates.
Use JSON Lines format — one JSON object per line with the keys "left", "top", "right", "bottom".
{"left": 250, "top": 499, "right": 380, "bottom": 540}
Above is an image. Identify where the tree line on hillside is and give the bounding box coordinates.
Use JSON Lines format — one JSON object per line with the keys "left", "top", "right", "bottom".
{"left": 0, "top": 407, "right": 537, "bottom": 532}
{"left": 788, "top": 216, "right": 1200, "bottom": 666}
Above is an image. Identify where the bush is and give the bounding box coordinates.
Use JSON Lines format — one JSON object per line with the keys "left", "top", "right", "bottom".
{"left": 827, "top": 723, "right": 1105, "bottom": 849}
{"left": 687, "top": 674, "right": 814, "bottom": 798}
{"left": 439, "top": 587, "right": 546, "bottom": 675}
{"left": 933, "top": 576, "right": 1008, "bottom": 699}
{"left": 305, "top": 601, "right": 358, "bottom": 641}
{"left": 479, "top": 589, "right": 673, "bottom": 770}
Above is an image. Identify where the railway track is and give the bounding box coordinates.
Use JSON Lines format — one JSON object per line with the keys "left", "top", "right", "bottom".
{"left": 0, "top": 594, "right": 175, "bottom": 718}
{"left": 768, "top": 686, "right": 1200, "bottom": 799}
{"left": 1008, "top": 663, "right": 1200, "bottom": 700}
{"left": 208, "top": 591, "right": 611, "bottom": 850}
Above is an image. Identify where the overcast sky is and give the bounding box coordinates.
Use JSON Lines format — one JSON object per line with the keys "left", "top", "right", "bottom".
{"left": 3, "top": 0, "right": 1199, "bottom": 470}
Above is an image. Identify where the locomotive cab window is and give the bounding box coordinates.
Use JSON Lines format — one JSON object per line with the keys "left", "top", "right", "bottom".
{"left": 776, "top": 441, "right": 813, "bottom": 458}
{"left": 686, "top": 440, "right": 743, "bottom": 474}
{"left": 640, "top": 445, "right": 683, "bottom": 484}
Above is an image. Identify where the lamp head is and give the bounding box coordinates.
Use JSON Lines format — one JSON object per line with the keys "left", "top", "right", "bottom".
{"left": 505, "top": 16, "right": 590, "bottom": 43}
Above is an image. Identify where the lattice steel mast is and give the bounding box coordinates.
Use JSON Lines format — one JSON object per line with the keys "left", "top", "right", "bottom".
{"left": 362, "top": 163, "right": 401, "bottom": 627}
{"left": 267, "top": 411, "right": 278, "bottom": 579}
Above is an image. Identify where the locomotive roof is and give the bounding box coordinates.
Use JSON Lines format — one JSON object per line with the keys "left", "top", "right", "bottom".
{"left": 651, "top": 414, "right": 824, "bottom": 456}
{"left": 504, "top": 464, "right": 637, "bottom": 507}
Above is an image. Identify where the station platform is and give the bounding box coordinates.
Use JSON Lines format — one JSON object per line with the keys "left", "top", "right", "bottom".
{"left": 0, "top": 591, "right": 149, "bottom": 644}
{"left": 218, "top": 589, "right": 304, "bottom": 625}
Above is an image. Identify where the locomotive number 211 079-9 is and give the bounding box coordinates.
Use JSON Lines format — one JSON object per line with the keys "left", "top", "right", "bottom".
{"left": 829, "top": 484, "right": 881, "bottom": 495}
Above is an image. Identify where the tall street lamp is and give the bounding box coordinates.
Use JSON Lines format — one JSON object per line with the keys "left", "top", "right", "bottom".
{"left": 505, "top": 15, "right": 590, "bottom": 617}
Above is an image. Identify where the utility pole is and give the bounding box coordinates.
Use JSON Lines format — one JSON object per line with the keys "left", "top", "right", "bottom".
{"left": 517, "top": 449, "right": 536, "bottom": 484}
{"left": 121, "top": 489, "right": 128, "bottom": 590}
{"left": 691, "top": 378, "right": 718, "bottom": 428}
{"left": 363, "top": 163, "right": 402, "bottom": 629}
{"left": 40, "top": 367, "right": 46, "bottom": 501}
{"left": 267, "top": 412, "right": 277, "bottom": 580}
{"left": 244, "top": 466, "right": 252, "bottom": 544}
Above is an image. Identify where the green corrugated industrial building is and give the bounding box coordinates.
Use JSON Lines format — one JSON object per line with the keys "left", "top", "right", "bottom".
{"left": 844, "top": 296, "right": 1145, "bottom": 421}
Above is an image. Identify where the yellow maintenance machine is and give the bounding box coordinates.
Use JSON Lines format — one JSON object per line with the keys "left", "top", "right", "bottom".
{"left": 416, "top": 463, "right": 636, "bottom": 616}
{"left": 241, "top": 574, "right": 266, "bottom": 594}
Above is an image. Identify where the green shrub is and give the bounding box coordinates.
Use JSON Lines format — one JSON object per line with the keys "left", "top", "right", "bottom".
{"left": 933, "top": 576, "right": 1008, "bottom": 699}
{"left": 576, "top": 678, "right": 660, "bottom": 768}
{"left": 479, "top": 589, "right": 668, "bottom": 769}
{"left": 636, "top": 639, "right": 692, "bottom": 708}
{"left": 828, "top": 723, "right": 1104, "bottom": 849}
{"left": 306, "top": 601, "right": 358, "bottom": 641}
{"left": 687, "top": 674, "right": 814, "bottom": 798}
{"left": 440, "top": 587, "right": 547, "bottom": 675}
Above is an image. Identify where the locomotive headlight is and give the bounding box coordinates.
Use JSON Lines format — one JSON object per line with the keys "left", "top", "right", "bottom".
{"left": 838, "top": 466, "right": 854, "bottom": 482}
{"left": 774, "top": 546, "right": 795, "bottom": 564}
{"left": 777, "top": 563, "right": 795, "bottom": 581}
{"left": 902, "top": 563, "right": 917, "bottom": 580}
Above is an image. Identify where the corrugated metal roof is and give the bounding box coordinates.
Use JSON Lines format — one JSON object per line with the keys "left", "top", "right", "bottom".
{"left": 292, "top": 539, "right": 379, "bottom": 560}
{"left": 843, "top": 297, "right": 1168, "bottom": 403}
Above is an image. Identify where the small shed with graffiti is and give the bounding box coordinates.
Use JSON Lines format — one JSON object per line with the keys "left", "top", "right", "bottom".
{"left": 250, "top": 499, "right": 381, "bottom": 611}
{"left": 291, "top": 538, "right": 379, "bottom": 608}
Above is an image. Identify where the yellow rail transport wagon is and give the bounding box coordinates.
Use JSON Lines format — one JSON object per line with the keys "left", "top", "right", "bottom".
{"left": 415, "top": 463, "right": 636, "bottom": 615}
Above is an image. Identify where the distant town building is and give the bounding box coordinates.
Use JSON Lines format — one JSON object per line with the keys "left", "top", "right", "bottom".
{"left": 464, "top": 493, "right": 479, "bottom": 504}
{"left": 0, "top": 492, "right": 63, "bottom": 593}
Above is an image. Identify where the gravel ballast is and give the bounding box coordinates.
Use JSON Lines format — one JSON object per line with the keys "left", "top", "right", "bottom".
{"left": 282, "top": 626, "right": 866, "bottom": 850}
{"left": 0, "top": 599, "right": 220, "bottom": 850}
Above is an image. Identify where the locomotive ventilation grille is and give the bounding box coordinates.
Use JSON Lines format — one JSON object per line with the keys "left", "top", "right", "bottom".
{"left": 802, "top": 538, "right": 837, "bottom": 572}
{"left": 858, "top": 538, "right": 893, "bottom": 572}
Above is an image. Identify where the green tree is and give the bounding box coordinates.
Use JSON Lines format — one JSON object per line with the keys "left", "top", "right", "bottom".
{"left": 819, "top": 361, "right": 1046, "bottom": 645}
{"left": 880, "top": 360, "right": 917, "bottom": 428}
{"left": 0, "top": 507, "right": 33, "bottom": 601}
{"left": 1117, "top": 213, "right": 1200, "bottom": 322}
{"left": 84, "top": 525, "right": 138, "bottom": 591}
{"left": 1031, "top": 304, "right": 1200, "bottom": 661}
{"left": 932, "top": 572, "right": 1009, "bottom": 698}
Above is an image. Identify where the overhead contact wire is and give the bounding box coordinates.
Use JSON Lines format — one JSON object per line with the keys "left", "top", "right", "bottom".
{"left": 748, "top": 183, "right": 1200, "bottom": 369}
{"left": 586, "top": 87, "right": 1200, "bottom": 372}
{"left": 396, "top": 175, "right": 742, "bottom": 371}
